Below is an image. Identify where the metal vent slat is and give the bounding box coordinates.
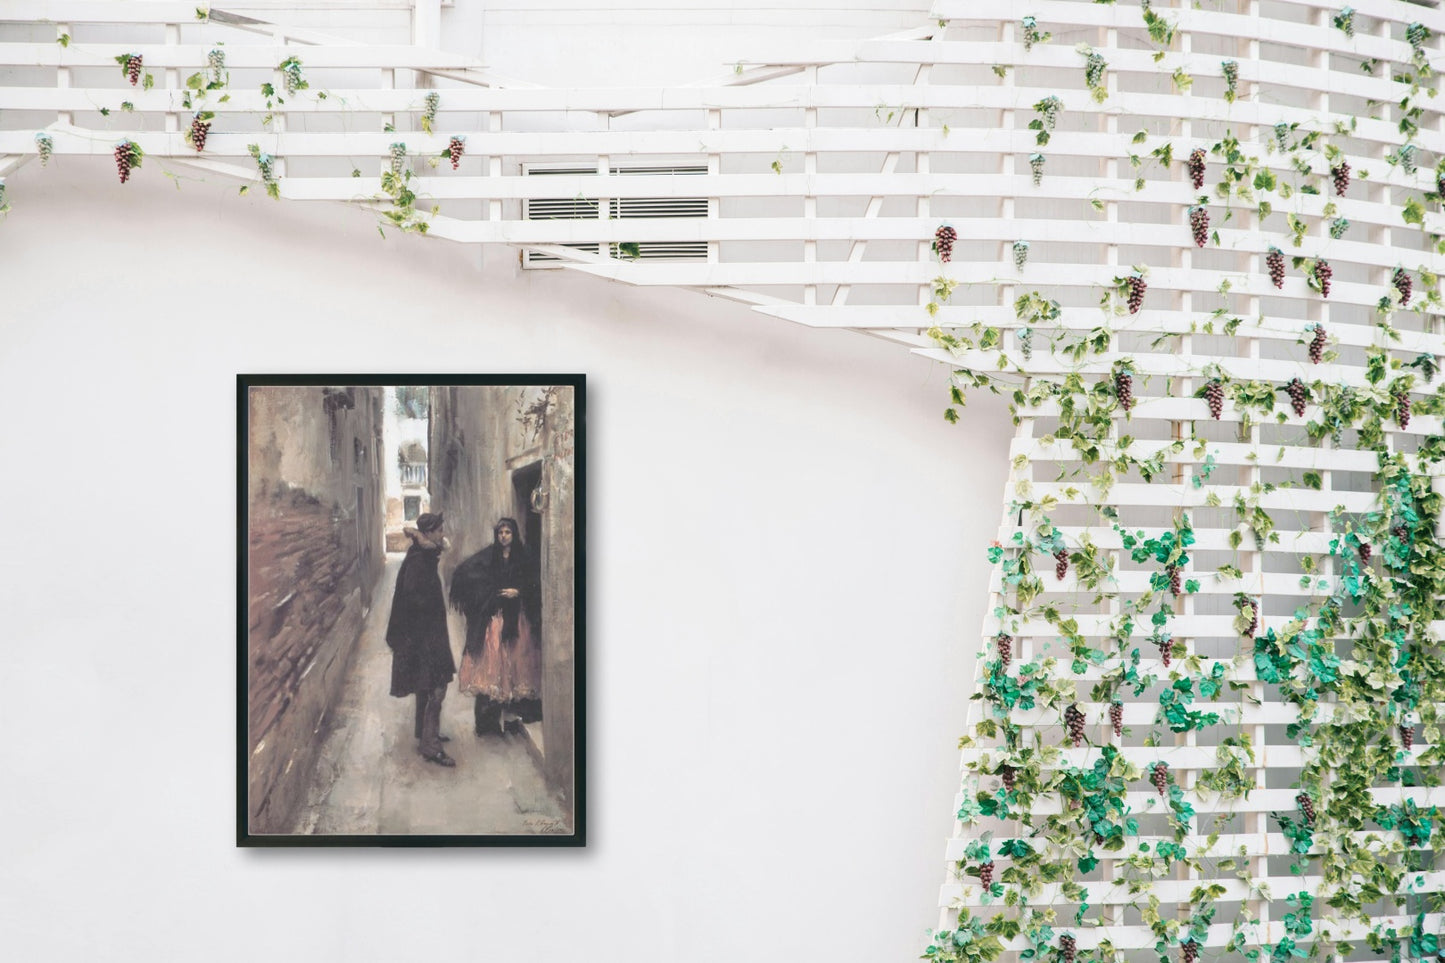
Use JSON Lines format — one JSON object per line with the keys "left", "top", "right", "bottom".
{"left": 616, "top": 166, "right": 707, "bottom": 176}
{"left": 524, "top": 163, "right": 709, "bottom": 267}
{"left": 628, "top": 243, "right": 707, "bottom": 258}
{"left": 611, "top": 198, "right": 709, "bottom": 218}
{"left": 525, "top": 242, "right": 602, "bottom": 263}
{"left": 528, "top": 199, "right": 601, "bottom": 219}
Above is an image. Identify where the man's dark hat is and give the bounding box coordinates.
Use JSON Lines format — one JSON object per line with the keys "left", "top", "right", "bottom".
{"left": 416, "top": 512, "right": 444, "bottom": 533}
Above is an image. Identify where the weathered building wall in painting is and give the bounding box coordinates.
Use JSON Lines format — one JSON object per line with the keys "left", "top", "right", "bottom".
{"left": 429, "top": 386, "right": 513, "bottom": 567}
{"left": 246, "top": 385, "right": 386, "bottom": 834}
{"left": 538, "top": 387, "right": 578, "bottom": 806}
{"left": 428, "top": 385, "right": 577, "bottom": 821}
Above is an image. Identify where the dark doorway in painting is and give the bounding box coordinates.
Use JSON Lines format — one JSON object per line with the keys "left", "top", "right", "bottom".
{"left": 512, "top": 460, "right": 543, "bottom": 575}
{"left": 356, "top": 484, "right": 372, "bottom": 610}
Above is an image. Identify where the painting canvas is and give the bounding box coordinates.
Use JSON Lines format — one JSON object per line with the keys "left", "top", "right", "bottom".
{"left": 238, "top": 375, "right": 584, "bottom": 846}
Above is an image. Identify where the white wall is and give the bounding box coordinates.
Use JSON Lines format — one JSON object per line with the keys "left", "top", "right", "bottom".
{"left": 444, "top": 0, "right": 930, "bottom": 86}
{"left": 0, "top": 158, "right": 1010, "bottom": 962}
{"left": 205, "top": 1, "right": 930, "bottom": 87}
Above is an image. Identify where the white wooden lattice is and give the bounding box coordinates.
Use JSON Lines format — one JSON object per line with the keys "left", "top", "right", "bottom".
{"left": 2, "top": 0, "right": 1444, "bottom": 957}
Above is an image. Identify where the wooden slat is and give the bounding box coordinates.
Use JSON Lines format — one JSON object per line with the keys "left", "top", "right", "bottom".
{"left": 7, "top": 6, "right": 1444, "bottom": 945}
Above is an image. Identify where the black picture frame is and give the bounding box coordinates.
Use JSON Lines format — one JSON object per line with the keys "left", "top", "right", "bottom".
{"left": 237, "top": 374, "right": 586, "bottom": 847}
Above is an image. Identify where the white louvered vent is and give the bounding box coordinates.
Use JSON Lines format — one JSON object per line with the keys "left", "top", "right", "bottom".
{"left": 524, "top": 165, "right": 709, "bottom": 266}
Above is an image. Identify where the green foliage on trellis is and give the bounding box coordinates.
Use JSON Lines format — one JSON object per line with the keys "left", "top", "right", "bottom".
{"left": 927, "top": 6, "right": 1445, "bottom": 962}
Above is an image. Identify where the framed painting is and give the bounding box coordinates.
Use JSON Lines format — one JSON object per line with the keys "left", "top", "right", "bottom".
{"left": 237, "top": 375, "right": 585, "bottom": 846}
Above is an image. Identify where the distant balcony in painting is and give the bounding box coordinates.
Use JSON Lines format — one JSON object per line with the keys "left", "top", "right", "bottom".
{"left": 400, "top": 462, "right": 427, "bottom": 488}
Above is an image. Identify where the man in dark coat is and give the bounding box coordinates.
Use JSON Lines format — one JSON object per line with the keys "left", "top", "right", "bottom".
{"left": 385, "top": 512, "right": 457, "bottom": 767}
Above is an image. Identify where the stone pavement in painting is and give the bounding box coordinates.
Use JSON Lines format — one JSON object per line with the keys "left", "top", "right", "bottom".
{"left": 292, "top": 554, "right": 568, "bottom": 836}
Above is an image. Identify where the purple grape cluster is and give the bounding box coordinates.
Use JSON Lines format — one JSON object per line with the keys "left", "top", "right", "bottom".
{"left": 1182, "top": 941, "right": 1199, "bottom": 963}
{"left": 934, "top": 224, "right": 957, "bottom": 263}
{"left": 1205, "top": 380, "right": 1224, "bottom": 420}
{"left": 1168, "top": 564, "right": 1182, "bottom": 596}
{"left": 1267, "top": 247, "right": 1286, "bottom": 289}
{"left": 1115, "top": 369, "right": 1134, "bottom": 411}
{"left": 1296, "top": 792, "right": 1316, "bottom": 826}
{"left": 1059, "top": 935, "right": 1077, "bottom": 963}
{"left": 1285, "top": 377, "right": 1308, "bottom": 417}
{"left": 1314, "top": 259, "right": 1333, "bottom": 298}
{"left": 1064, "top": 704, "right": 1086, "bottom": 747}
{"left": 1157, "top": 638, "right": 1173, "bottom": 667}
{"left": 978, "top": 860, "right": 995, "bottom": 889}
{"left": 1393, "top": 524, "right": 1409, "bottom": 543}
{"left": 1396, "top": 389, "right": 1411, "bottom": 429}
{"left": 114, "top": 141, "right": 136, "bottom": 183}
{"left": 1331, "top": 160, "right": 1351, "bottom": 196}
{"left": 1359, "top": 542, "right": 1372, "bottom": 565}
{"left": 1151, "top": 762, "right": 1169, "bottom": 795}
{"left": 1126, "top": 275, "right": 1146, "bottom": 313}
{"left": 1054, "top": 549, "right": 1070, "bottom": 580}
{"left": 996, "top": 633, "right": 1013, "bottom": 669}
{"left": 1402, "top": 724, "right": 1415, "bottom": 750}
{"left": 126, "top": 54, "right": 143, "bottom": 86}
{"left": 1243, "top": 599, "right": 1259, "bottom": 637}
{"left": 1309, "top": 325, "right": 1327, "bottom": 364}
{"left": 1394, "top": 268, "right": 1413, "bottom": 306}
{"left": 189, "top": 115, "right": 210, "bottom": 153}
{"left": 1189, "top": 206, "right": 1209, "bottom": 247}
{"left": 1187, "top": 148, "right": 1206, "bottom": 190}
{"left": 447, "top": 136, "right": 465, "bottom": 170}
{"left": 999, "top": 764, "right": 1017, "bottom": 792}
{"left": 1109, "top": 701, "right": 1123, "bottom": 738}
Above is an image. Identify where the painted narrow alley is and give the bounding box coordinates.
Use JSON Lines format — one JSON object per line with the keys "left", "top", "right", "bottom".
{"left": 291, "top": 553, "right": 568, "bottom": 837}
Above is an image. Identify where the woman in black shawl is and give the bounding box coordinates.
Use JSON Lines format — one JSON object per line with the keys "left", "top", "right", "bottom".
{"left": 385, "top": 512, "right": 457, "bottom": 766}
{"left": 450, "top": 517, "right": 542, "bottom": 736}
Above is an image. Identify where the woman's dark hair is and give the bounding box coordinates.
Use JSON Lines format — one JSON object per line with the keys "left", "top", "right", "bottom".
{"left": 494, "top": 517, "right": 522, "bottom": 546}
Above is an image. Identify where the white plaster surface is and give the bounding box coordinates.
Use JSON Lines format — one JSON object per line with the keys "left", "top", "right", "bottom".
{"left": 0, "top": 158, "right": 1009, "bottom": 961}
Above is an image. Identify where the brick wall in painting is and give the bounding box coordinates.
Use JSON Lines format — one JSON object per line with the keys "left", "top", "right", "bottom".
{"left": 246, "top": 385, "right": 386, "bottom": 834}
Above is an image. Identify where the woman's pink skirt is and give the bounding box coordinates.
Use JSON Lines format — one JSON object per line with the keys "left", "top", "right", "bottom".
{"left": 459, "top": 610, "right": 541, "bottom": 702}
